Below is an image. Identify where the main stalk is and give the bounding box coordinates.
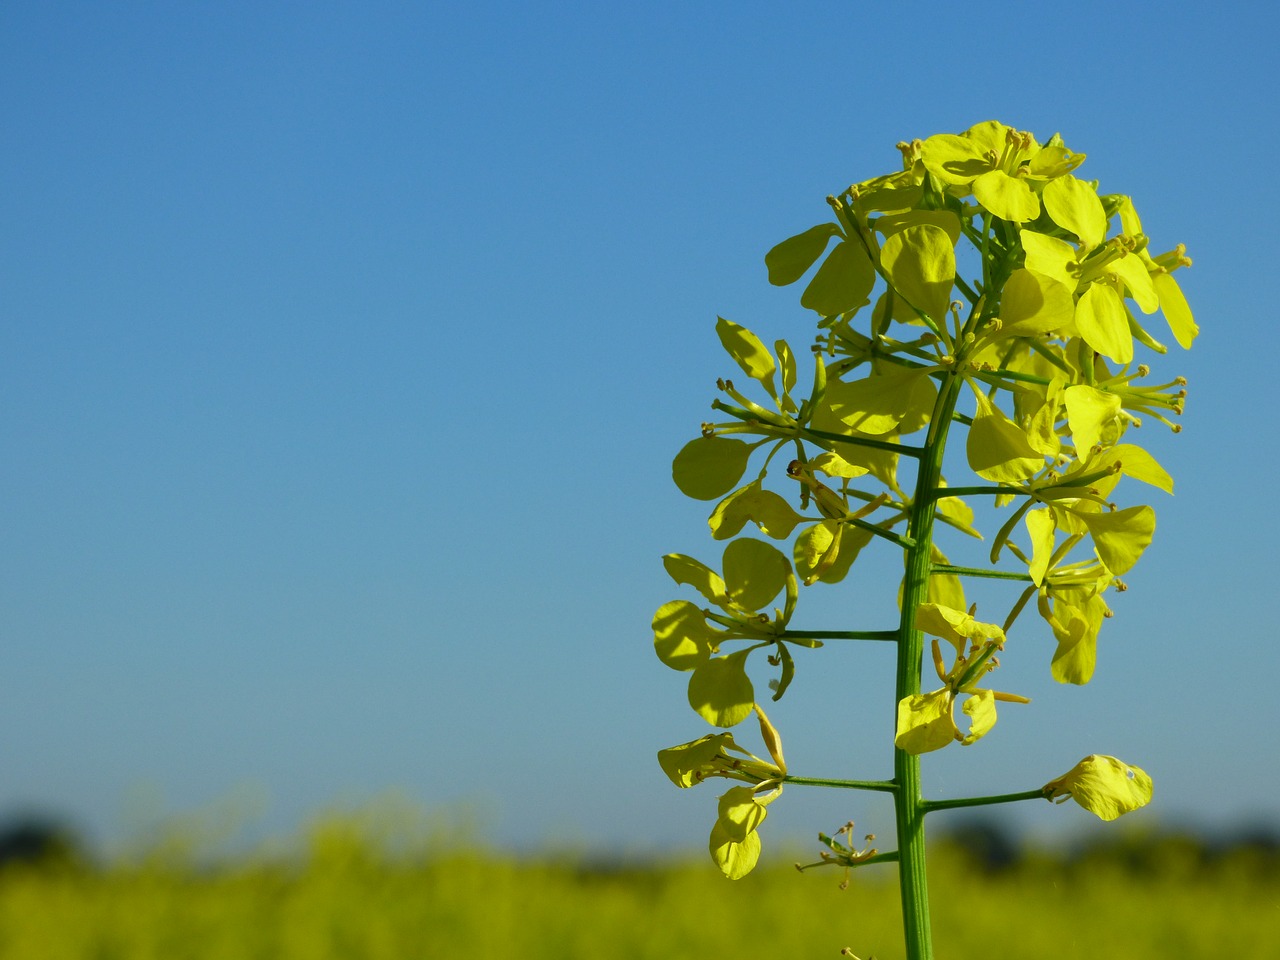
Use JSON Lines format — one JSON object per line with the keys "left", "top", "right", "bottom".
{"left": 893, "top": 371, "right": 963, "bottom": 960}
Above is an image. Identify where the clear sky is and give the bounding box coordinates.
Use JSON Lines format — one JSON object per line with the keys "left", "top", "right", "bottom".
{"left": 2, "top": 1, "right": 1277, "bottom": 858}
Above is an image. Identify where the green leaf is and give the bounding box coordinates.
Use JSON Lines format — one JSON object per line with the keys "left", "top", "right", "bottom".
{"left": 709, "top": 818, "right": 761, "bottom": 879}
{"left": 689, "top": 651, "right": 755, "bottom": 728}
{"left": 672, "top": 436, "right": 753, "bottom": 501}
{"left": 800, "top": 240, "right": 876, "bottom": 316}
{"left": 1044, "top": 755, "right": 1153, "bottom": 821}
{"left": 967, "top": 391, "right": 1044, "bottom": 482}
{"left": 879, "top": 224, "right": 956, "bottom": 323}
{"left": 1063, "top": 384, "right": 1122, "bottom": 462}
{"left": 662, "top": 553, "right": 727, "bottom": 605}
{"left": 716, "top": 785, "right": 768, "bottom": 842}
{"left": 1043, "top": 174, "right": 1107, "bottom": 250}
{"left": 1074, "top": 282, "right": 1133, "bottom": 365}
{"left": 765, "top": 223, "right": 841, "bottom": 286}
{"left": 708, "top": 481, "right": 806, "bottom": 541}
{"left": 825, "top": 364, "right": 938, "bottom": 436}
{"left": 721, "top": 538, "right": 791, "bottom": 611}
{"left": 652, "top": 600, "right": 719, "bottom": 671}
{"left": 894, "top": 689, "right": 957, "bottom": 754}
{"left": 972, "top": 169, "right": 1040, "bottom": 223}
{"left": 716, "top": 317, "right": 777, "bottom": 390}
{"left": 1079, "top": 505, "right": 1155, "bottom": 575}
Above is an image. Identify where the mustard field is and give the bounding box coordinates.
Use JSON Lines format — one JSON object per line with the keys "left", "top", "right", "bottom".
{"left": 0, "top": 813, "right": 1276, "bottom": 959}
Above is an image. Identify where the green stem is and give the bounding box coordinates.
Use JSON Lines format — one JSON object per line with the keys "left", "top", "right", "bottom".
{"left": 779, "top": 629, "right": 899, "bottom": 641}
{"left": 921, "top": 789, "right": 1047, "bottom": 813}
{"left": 953, "top": 274, "right": 980, "bottom": 305}
{"left": 783, "top": 776, "right": 900, "bottom": 792}
{"left": 850, "top": 850, "right": 901, "bottom": 867}
{"left": 929, "top": 484, "right": 1019, "bottom": 499}
{"left": 844, "top": 515, "right": 914, "bottom": 548}
{"left": 798, "top": 423, "right": 926, "bottom": 458}
{"left": 708, "top": 399, "right": 927, "bottom": 459}
{"left": 795, "top": 849, "right": 902, "bottom": 873}
{"left": 894, "top": 368, "right": 963, "bottom": 960}
{"left": 830, "top": 197, "right": 950, "bottom": 347}
{"left": 930, "top": 564, "right": 1034, "bottom": 583}
{"left": 706, "top": 398, "right": 794, "bottom": 430}
{"left": 970, "top": 367, "right": 1053, "bottom": 389}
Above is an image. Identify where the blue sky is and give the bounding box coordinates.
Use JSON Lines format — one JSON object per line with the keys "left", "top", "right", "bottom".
{"left": 2, "top": 2, "right": 1277, "bottom": 857}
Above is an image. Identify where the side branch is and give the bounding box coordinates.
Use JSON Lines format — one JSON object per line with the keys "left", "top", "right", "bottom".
{"left": 708, "top": 399, "right": 926, "bottom": 459}
{"left": 925, "top": 484, "right": 1020, "bottom": 500}
{"left": 930, "top": 564, "right": 1034, "bottom": 583}
{"left": 845, "top": 515, "right": 915, "bottom": 548}
{"left": 783, "top": 776, "right": 900, "bottom": 793}
{"left": 851, "top": 850, "right": 901, "bottom": 867}
{"left": 920, "top": 788, "right": 1049, "bottom": 814}
{"left": 780, "top": 629, "right": 899, "bottom": 642}
{"left": 800, "top": 424, "right": 926, "bottom": 459}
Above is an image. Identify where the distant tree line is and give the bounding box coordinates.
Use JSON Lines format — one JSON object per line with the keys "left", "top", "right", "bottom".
{"left": 0, "top": 813, "right": 1276, "bottom": 880}
{"left": 935, "top": 818, "right": 1280, "bottom": 879}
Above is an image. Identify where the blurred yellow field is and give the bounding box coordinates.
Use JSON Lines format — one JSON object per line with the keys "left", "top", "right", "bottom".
{"left": 0, "top": 813, "right": 1275, "bottom": 960}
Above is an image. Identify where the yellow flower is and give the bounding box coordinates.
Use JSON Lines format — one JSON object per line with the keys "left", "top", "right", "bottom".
{"left": 894, "top": 607, "right": 1030, "bottom": 754}
{"left": 920, "top": 121, "right": 1081, "bottom": 223}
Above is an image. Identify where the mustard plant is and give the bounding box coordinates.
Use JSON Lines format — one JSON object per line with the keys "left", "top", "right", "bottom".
{"left": 653, "top": 121, "right": 1196, "bottom": 960}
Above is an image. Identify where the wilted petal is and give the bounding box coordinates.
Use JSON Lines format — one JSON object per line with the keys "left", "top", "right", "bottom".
{"left": 894, "top": 688, "right": 958, "bottom": 754}
{"left": 1044, "top": 755, "right": 1153, "bottom": 821}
